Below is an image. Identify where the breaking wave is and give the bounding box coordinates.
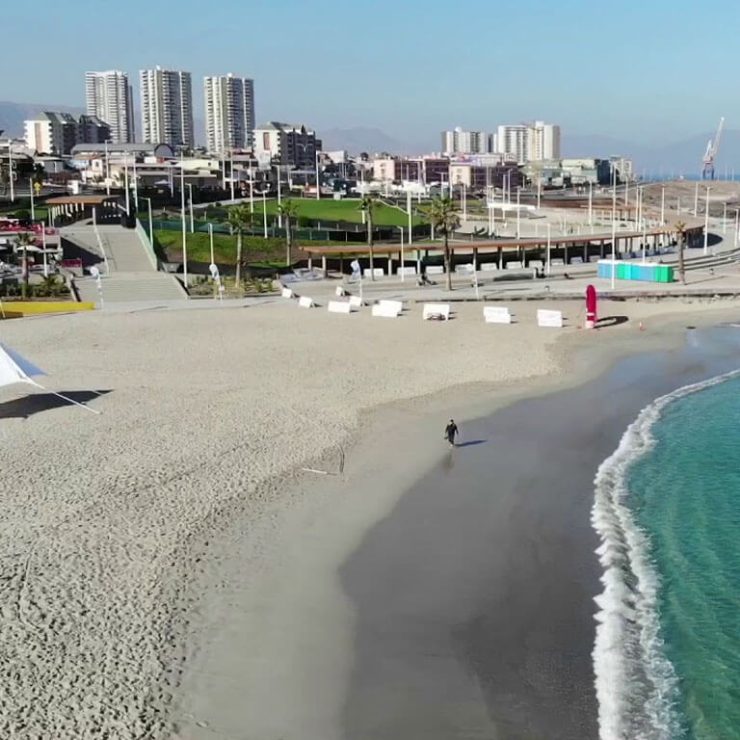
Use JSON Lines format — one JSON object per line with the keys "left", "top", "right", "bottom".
{"left": 591, "top": 369, "right": 740, "bottom": 739}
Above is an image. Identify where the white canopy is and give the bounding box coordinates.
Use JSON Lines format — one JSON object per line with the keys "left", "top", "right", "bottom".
{"left": 0, "top": 342, "right": 98, "bottom": 413}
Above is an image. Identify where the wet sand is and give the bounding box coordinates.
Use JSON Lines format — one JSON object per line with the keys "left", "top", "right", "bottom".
{"left": 339, "top": 327, "right": 740, "bottom": 740}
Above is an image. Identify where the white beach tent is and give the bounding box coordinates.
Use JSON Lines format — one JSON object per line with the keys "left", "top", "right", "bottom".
{"left": 0, "top": 342, "right": 100, "bottom": 414}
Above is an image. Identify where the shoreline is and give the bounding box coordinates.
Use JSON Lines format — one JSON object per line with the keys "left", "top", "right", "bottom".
{"left": 167, "top": 304, "right": 740, "bottom": 739}
{"left": 1, "top": 298, "right": 740, "bottom": 737}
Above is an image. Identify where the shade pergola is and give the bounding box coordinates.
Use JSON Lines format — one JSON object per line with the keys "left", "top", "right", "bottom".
{"left": 300, "top": 222, "right": 704, "bottom": 269}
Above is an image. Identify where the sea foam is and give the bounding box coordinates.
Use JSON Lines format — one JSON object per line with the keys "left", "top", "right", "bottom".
{"left": 591, "top": 369, "right": 740, "bottom": 740}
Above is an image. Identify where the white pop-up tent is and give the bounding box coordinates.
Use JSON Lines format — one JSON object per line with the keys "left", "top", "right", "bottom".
{"left": 0, "top": 342, "right": 100, "bottom": 414}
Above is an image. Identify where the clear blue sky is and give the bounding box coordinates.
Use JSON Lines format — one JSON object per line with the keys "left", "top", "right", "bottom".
{"left": 2, "top": 0, "right": 737, "bottom": 146}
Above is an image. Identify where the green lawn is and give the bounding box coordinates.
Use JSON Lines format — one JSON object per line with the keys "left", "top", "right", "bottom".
{"left": 253, "top": 197, "right": 425, "bottom": 227}
{"left": 154, "top": 229, "right": 335, "bottom": 265}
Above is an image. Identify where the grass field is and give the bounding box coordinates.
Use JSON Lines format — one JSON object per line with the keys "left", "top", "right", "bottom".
{"left": 232, "top": 197, "right": 426, "bottom": 227}
{"left": 153, "top": 229, "right": 335, "bottom": 266}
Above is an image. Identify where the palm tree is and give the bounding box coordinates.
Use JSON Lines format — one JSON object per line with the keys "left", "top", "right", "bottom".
{"left": 359, "top": 195, "right": 377, "bottom": 280}
{"left": 278, "top": 200, "right": 299, "bottom": 267}
{"left": 228, "top": 205, "right": 253, "bottom": 287}
{"left": 15, "top": 233, "right": 34, "bottom": 299}
{"left": 427, "top": 197, "right": 460, "bottom": 291}
{"left": 675, "top": 220, "right": 687, "bottom": 285}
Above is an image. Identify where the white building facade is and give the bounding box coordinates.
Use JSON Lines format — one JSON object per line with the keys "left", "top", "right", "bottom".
{"left": 442, "top": 127, "right": 495, "bottom": 155}
{"left": 24, "top": 112, "right": 78, "bottom": 155}
{"left": 85, "top": 70, "right": 135, "bottom": 144}
{"left": 496, "top": 121, "right": 561, "bottom": 163}
{"left": 204, "top": 74, "right": 255, "bottom": 154}
{"left": 139, "top": 67, "right": 194, "bottom": 149}
{"left": 253, "top": 122, "right": 321, "bottom": 168}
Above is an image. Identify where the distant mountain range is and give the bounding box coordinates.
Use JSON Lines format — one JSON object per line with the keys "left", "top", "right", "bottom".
{"left": 1, "top": 100, "right": 734, "bottom": 175}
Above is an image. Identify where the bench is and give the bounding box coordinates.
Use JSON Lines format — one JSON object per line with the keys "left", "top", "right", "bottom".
{"left": 298, "top": 296, "right": 315, "bottom": 308}
{"left": 507, "top": 261, "right": 523, "bottom": 270}
{"left": 363, "top": 267, "right": 384, "bottom": 278}
{"left": 422, "top": 303, "right": 451, "bottom": 321}
{"left": 455, "top": 263, "right": 475, "bottom": 275}
{"left": 483, "top": 306, "right": 512, "bottom": 324}
{"left": 397, "top": 266, "right": 417, "bottom": 277}
{"left": 537, "top": 309, "right": 563, "bottom": 328}
{"left": 427, "top": 265, "right": 444, "bottom": 275}
{"left": 481, "top": 263, "right": 498, "bottom": 272}
{"left": 372, "top": 302, "right": 402, "bottom": 318}
{"left": 281, "top": 287, "right": 294, "bottom": 299}
{"left": 327, "top": 300, "right": 351, "bottom": 314}
{"left": 348, "top": 295, "right": 363, "bottom": 308}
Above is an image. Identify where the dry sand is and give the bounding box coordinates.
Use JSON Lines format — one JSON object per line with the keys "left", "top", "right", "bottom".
{"left": 1, "top": 297, "right": 740, "bottom": 738}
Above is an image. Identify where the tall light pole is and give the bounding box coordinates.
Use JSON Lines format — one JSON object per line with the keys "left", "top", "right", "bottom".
{"left": 406, "top": 189, "right": 413, "bottom": 246}
{"left": 230, "top": 150, "right": 235, "bottom": 201}
{"left": 588, "top": 181, "right": 593, "bottom": 227}
{"left": 315, "top": 150, "right": 321, "bottom": 201}
{"left": 248, "top": 165, "right": 255, "bottom": 214}
{"left": 104, "top": 140, "right": 111, "bottom": 196}
{"left": 180, "top": 155, "right": 188, "bottom": 288}
{"left": 735, "top": 208, "right": 739, "bottom": 249}
{"left": 276, "top": 164, "right": 282, "bottom": 227}
{"left": 132, "top": 156, "right": 139, "bottom": 212}
{"left": 723, "top": 202, "right": 727, "bottom": 234}
{"left": 516, "top": 186, "right": 521, "bottom": 239}
{"left": 546, "top": 222, "right": 551, "bottom": 276}
{"left": 186, "top": 183, "right": 194, "bottom": 232}
{"left": 124, "top": 161, "right": 130, "bottom": 215}
{"left": 611, "top": 164, "right": 617, "bottom": 289}
{"left": 141, "top": 196, "right": 154, "bottom": 240}
{"left": 704, "top": 186, "right": 711, "bottom": 255}
{"left": 29, "top": 178, "right": 35, "bottom": 221}
{"left": 7, "top": 141, "right": 14, "bottom": 202}
{"left": 660, "top": 185, "right": 665, "bottom": 225}
{"left": 397, "top": 226, "right": 405, "bottom": 282}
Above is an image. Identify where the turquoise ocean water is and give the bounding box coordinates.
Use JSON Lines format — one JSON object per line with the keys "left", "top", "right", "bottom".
{"left": 592, "top": 370, "right": 740, "bottom": 740}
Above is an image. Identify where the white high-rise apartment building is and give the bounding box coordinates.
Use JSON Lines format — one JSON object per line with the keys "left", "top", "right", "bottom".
{"left": 529, "top": 121, "right": 560, "bottom": 161}
{"left": 442, "top": 127, "right": 494, "bottom": 155}
{"left": 139, "top": 67, "right": 194, "bottom": 149}
{"left": 496, "top": 121, "right": 561, "bottom": 163}
{"left": 204, "top": 73, "right": 255, "bottom": 154}
{"left": 85, "top": 70, "right": 135, "bottom": 144}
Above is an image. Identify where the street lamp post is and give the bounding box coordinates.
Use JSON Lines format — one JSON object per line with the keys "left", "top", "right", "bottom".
{"left": 180, "top": 156, "right": 188, "bottom": 288}
{"left": 132, "top": 156, "right": 139, "bottom": 212}
{"left": 29, "top": 178, "right": 35, "bottom": 221}
{"left": 104, "top": 140, "right": 111, "bottom": 196}
{"left": 315, "top": 150, "right": 321, "bottom": 201}
{"left": 546, "top": 223, "right": 551, "bottom": 276}
{"left": 611, "top": 164, "right": 617, "bottom": 289}
{"left": 124, "top": 162, "right": 130, "bottom": 215}
{"left": 397, "top": 226, "right": 405, "bottom": 282}
{"left": 141, "top": 196, "right": 154, "bottom": 240}
{"left": 588, "top": 181, "right": 593, "bottom": 227}
{"left": 660, "top": 185, "right": 665, "bottom": 225}
{"left": 704, "top": 186, "right": 711, "bottom": 255}
{"left": 516, "top": 187, "right": 521, "bottom": 240}
{"left": 186, "top": 183, "right": 194, "bottom": 232}
{"left": 8, "top": 141, "right": 14, "bottom": 202}
{"left": 735, "top": 209, "right": 739, "bottom": 249}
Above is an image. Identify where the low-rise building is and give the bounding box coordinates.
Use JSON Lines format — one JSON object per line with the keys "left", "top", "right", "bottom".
{"left": 253, "top": 122, "right": 322, "bottom": 168}
{"left": 24, "top": 112, "right": 78, "bottom": 155}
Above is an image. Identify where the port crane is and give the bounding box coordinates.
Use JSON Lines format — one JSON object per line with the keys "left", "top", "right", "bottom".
{"left": 702, "top": 117, "right": 725, "bottom": 180}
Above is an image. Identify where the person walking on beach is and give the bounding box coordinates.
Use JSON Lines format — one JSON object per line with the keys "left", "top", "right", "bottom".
{"left": 445, "top": 419, "right": 459, "bottom": 447}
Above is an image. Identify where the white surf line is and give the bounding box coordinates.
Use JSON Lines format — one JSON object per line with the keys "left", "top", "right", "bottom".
{"left": 591, "top": 367, "right": 740, "bottom": 740}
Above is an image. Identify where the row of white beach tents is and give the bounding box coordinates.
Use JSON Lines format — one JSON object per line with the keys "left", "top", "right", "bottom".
{"left": 280, "top": 286, "right": 564, "bottom": 327}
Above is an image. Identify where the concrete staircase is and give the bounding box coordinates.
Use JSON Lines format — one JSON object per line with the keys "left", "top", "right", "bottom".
{"left": 75, "top": 272, "right": 185, "bottom": 304}
{"left": 62, "top": 224, "right": 186, "bottom": 305}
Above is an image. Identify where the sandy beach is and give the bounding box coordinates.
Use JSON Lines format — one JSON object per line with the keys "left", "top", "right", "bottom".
{"left": 2, "top": 296, "right": 740, "bottom": 738}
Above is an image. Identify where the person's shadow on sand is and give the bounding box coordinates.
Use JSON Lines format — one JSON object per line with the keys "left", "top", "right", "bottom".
{"left": 455, "top": 439, "right": 487, "bottom": 448}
